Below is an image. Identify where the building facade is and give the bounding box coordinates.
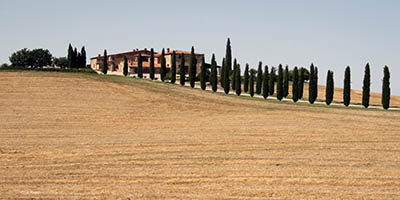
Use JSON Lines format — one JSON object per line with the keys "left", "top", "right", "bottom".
{"left": 90, "top": 48, "right": 206, "bottom": 79}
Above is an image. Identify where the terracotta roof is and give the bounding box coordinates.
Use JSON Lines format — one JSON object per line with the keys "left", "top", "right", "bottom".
{"left": 90, "top": 49, "right": 158, "bottom": 59}
{"left": 165, "top": 50, "right": 203, "bottom": 56}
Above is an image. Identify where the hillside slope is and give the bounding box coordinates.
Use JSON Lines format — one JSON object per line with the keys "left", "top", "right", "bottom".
{"left": 0, "top": 72, "right": 399, "bottom": 199}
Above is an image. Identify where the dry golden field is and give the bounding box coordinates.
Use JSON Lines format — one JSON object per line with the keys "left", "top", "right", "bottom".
{"left": 0, "top": 71, "right": 400, "bottom": 199}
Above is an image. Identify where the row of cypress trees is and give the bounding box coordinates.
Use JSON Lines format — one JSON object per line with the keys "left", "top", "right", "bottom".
{"left": 67, "top": 44, "right": 86, "bottom": 69}
{"left": 102, "top": 38, "right": 392, "bottom": 110}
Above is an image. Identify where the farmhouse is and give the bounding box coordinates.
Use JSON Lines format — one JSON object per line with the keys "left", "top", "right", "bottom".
{"left": 90, "top": 48, "right": 209, "bottom": 78}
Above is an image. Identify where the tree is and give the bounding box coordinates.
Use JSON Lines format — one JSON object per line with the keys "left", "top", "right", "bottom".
{"left": 72, "top": 48, "right": 77, "bottom": 68}
{"left": 26, "top": 48, "right": 52, "bottom": 68}
{"left": 256, "top": 62, "right": 263, "bottom": 95}
{"left": 362, "top": 63, "right": 370, "bottom": 108}
{"left": 150, "top": 48, "right": 155, "bottom": 80}
{"left": 68, "top": 44, "right": 73, "bottom": 69}
{"left": 171, "top": 51, "right": 177, "bottom": 83}
{"left": 314, "top": 67, "right": 319, "bottom": 101}
{"left": 244, "top": 64, "right": 249, "bottom": 93}
{"left": 189, "top": 46, "right": 196, "bottom": 88}
{"left": 9, "top": 48, "right": 31, "bottom": 67}
{"left": 382, "top": 66, "right": 391, "bottom": 110}
{"left": 160, "top": 49, "right": 166, "bottom": 82}
{"left": 235, "top": 64, "right": 241, "bottom": 96}
{"left": 292, "top": 67, "right": 299, "bottom": 102}
{"left": 232, "top": 58, "right": 237, "bottom": 90}
{"left": 298, "top": 67, "right": 305, "bottom": 99}
{"left": 52, "top": 57, "right": 68, "bottom": 68}
{"left": 343, "top": 66, "right": 351, "bottom": 107}
{"left": 102, "top": 49, "right": 108, "bottom": 74}
{"left": 210, "top": 54, "right": 217, "bottom": 92}
{"left": 224, "top": 38, "right": 231, "bottom": 94}
{"left": 80, "top": 46, "right": 86, "bottom": 68}
{"left": 326, "top": 70, "right": 334, "bottom": 105}
{"left": 200, "top": 56, "right": 206, "bottom": 90}
{"left": 269, "top": 67, "right": 276, "bottom": 95}
{"left": 308, "top": 63, "right": 315, "bottom": 104}
{"left": 179, "top": 53, "right": 185, "bottom": 86}
{"left": 137, "top": 53, "right": 143, "bottom": 78}
{"left": 283, "top": 65, "right": 289, "bottom": 97}
{"left": 220, "top": 58, "right": 225, "bottom": 88}
{"left": 249, "top": 70, "right": 255, "bottom": 97}
{"left": 123, "top": 56, "right": 128, "bottom": 76}
{"left": 262, "top": 65, "right": 269, "bottom": 99}
{"left": 276, "top": 64, "right": 284, "bottom": 101}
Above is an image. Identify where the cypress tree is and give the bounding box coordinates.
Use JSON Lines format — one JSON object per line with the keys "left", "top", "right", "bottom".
{"left": 277, "top": 64, "right": 284, "bottom": 101}
{"left": 298, "top": 67, "right": 305, "bottom": 99}
{"left": 123, "top": 56, "right": 128, "bottom": 76}
{"left": 210, "top": 54, "right": 217, "bottom": 92}
{"left": 249, "top": 70, "right": 255, "bottom": 97}
{"left": 171, "top": 51, "right": 177, "bottom": 83}
{"left": 149, "top": 48, "right": 155, "bottom": 80}
{"left": 80, "top": 46, "right": 86, "bottom": 68}
{"left": 382, "top": 66, "right": 391, "bottom": 110}
{"left": 235, "top": 64, "right": 241, "bottom": 96}
{"left": 220, "top": 58, "right": 225, "bottom": 88}
{"left": 244, "top": 64, "right": 249, "bottom": 93}
{"left": 326, "top": 70, "right": 334, "bottom": 105}
{"left": 189, "top": 46, "right": 196, "bottom": 88}
{"left": 72, "top": 48, "right": 78, "bottom": 68}
{"left": 137, "top": 53, "right": 143, "bottom": 78}
{"left": 269, "top": 67, "right": 276, "bottom": 95}
{"left": 160, "top": 49, "right": 166, "bottom": 82}
{"left": 200, "top": 56, "right": 206, "bottom": 90}
{"left": 283, "top": 65, "right": 289, "bottom": 97}
{"left": 343, "top": 66, "right": 351, "bottom": 107}
{"left": 314, "top": 67, "right": 319, "bottom": 101}
{"left": 179, "top": 53, "right": 185, "bottom": 86}
{"left": 232, "top": 58, "right": 237, "bottom": 90}
{"left": 67, "top": 44, "right": 73, "bottom": 69}
{"left": 308, "top": 63, "right": 315, "bottom": 104}
{"left": 256, "top": 62, "right": 263, "bottom": 95}
{"left": 292, "top": 67, "right": 299, "bottom": 102}
{"left": 262, "top": 65, "right": 269, "bottom": 99}
{"left": 362, "top": 63, "right": 371, "bottom": 108}
{"left": 224, "top": 38, "right": 231, "bottom": 94}
{"left": 102, "top": 49, "right": 108, "bottom": 74}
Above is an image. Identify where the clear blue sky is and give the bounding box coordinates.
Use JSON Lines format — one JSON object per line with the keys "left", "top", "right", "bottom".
{"left": 1, "top": 0, "right": 399, "bottom": 95}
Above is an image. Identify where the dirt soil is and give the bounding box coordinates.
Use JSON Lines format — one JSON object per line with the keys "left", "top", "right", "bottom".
{"left": 0, "top": 71, "right": 399, "bottom": 199}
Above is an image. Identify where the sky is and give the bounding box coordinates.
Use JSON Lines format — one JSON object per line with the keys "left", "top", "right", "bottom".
{"left": 0, "top": 0, "right": 399, "bottom": 95}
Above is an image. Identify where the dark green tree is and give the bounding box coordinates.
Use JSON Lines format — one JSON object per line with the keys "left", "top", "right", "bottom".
{"left": 150, "top": 48, "right": 155, "bottom": 80}
{"left": 343, "top": 66, "right": 351, "bottom": 107}
{"left": 244, "top": 64, "right": 249, "bottom": 93}
{"left": 298, "top": 67, "right": 305, "bottom": 99}
{"left": 382, "top": 66, "right": 391, "bottom": 110}
{"left": 326, "top": 70, "right": 334, "bottom": 105}
{"left": 102, "top": 49, "right": 108, "bottom": 74}
{"left": 256, "top": 62, "right": 263, "bottom": 95}
{"left": 262, "top": 65, "right": 269, "bottom": 99}
{"left": 224, "top": 38, "right": 232, "bottom": 94}
{"left": 269, "top": 67, "right": 276, "bottom": 95}
{"left": 72, "top": 48, "right": 77, "bottom": 68}
{"left": 308, "top": 63, "right": 315, "bottom": 104}
{"left": 276, "top": 64, "right": 284, "bottom": 101}
{"left": 283, "top": 65, "right": 289, "bottom": 97}
{"left": 210, "top": 54, "right": 217, "bottom": 92}
{"left": 292, "top": 67, "right": 299, "bottom": 102}
{"left": 67, "top": 44, "right": 73, "bottom": 69}
{"left": 171, "top": 51, "right": 177, "bottom": 83}
{"left": 362, "top": 63, "right": 370, "bottom": 108}
{"left": 80, "top": 46, "right": 86, "bottom": 68}
{"left": 235, "top": 64, "right": 241, "bottom": 96}
{"left": 179, "top": 53, "right": 185, "bottom": 86}
{"left": 137, "top": 53, "right": 143, "bottom": 78}
{"left": 123, "top": 56, "right": 128, "bottom": 76}
{"left": 232, "top": 58, "right": 237, "bottom": 90}
{"left": 200, "top": 56, "right": 206, "bottom": 90}
{"left": 249, "top": 70, "right": 255, "bottom": 97}
{"left": 220, "top": 58, "right": 225, "bottom": 88}
{"left": 52, "top": 57, "right": 68, "bottom": 68}
{"left": 160, "top": 49, "right": 166, "bottom": 82}
{"left": 189, "top": 46, "right": 196, "bottom": 88}
{"left": 314, "top": 67, "right": 319, "bottom": 101}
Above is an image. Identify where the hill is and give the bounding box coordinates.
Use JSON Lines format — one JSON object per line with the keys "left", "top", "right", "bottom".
{"left": 0, "top": 71, "right": 399, "bottom": 199}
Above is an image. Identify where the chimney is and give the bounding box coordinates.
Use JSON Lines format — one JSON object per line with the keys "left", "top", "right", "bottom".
{"left": 98, "top": 54, "right": 101, "bottom": 57}
{"left": 167, "top": 48, "right": 170, "bottom": 53}
{"left": 144, "top": 48, "right": 147, "bottom": 51}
